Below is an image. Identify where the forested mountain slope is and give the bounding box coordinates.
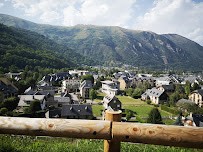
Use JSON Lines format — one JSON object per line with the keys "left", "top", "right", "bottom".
{"left": 1, "top": 14, "right": 203, "bottom": 70}
{"left": 0, "top": 23, "right": 94, "bottom": 72}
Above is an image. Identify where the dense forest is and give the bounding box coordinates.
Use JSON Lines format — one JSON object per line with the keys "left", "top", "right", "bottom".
{"left": 0, "top": 24, "right": 95, "bottom": 73}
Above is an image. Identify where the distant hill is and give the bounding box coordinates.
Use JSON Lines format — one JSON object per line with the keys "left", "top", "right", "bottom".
{"left": 0, "top": 14, "right": 203, "bottom": 71}
{"left": 0, "top": 23, "right": 94, "bottom": 72}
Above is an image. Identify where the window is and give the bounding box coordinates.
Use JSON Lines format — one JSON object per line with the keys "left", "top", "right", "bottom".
{"left": 114, "top": 100, "right": 116, "bottom": 103}
{"left": 117, "top": 105, "right": 120, "bottom": 107}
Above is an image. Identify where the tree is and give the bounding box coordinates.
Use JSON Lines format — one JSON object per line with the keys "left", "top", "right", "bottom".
{"left": 131, "top": 88, "right": 143, "bottom": 99}
{"left": 174, "top": 114, "right": 184, "bottom": 126}
{"left": 169, "top": 92, "right": 180, "bottom": 106}
{"left": 192, "top": 82, "right": 200, "bottom": 91}
{"left": 147, "top": 108, "right": 162, "bottom": 124}
{"left": 184, "top": 85, "right": 191, "bottom": 96}
{"left": 89, "top": 89, "right": 98, "bottom": 101}
{"left": 1, "top": 97, "right": 19, "bottom": 111}
{"left": 28, "top": 100, "right": 41, "bottom": 114}
{"left": 81, "top": 74, "right": 94, "bottom": 85}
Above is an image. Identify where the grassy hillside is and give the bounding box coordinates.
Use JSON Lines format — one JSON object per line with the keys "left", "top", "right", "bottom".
{"left": 0, "top": 134, "right": 201, "bottom": 152}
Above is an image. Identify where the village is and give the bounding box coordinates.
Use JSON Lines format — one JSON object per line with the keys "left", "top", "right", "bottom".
{"left": 0, "top": 67, "right": 203, "bottom": 127}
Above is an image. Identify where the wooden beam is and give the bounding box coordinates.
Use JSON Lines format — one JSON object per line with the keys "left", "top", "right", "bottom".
{"left": 112, "top": 122, "right": 203, "bottom": 149}
{"left": 104, "top": 110, "right": 122, "bottom": 152}
{"left": 0, "top": 117, "right": 111, "bottom": 140}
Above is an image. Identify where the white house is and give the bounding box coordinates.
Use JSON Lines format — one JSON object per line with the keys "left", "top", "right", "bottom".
{"left": 62, "top": 79, "right": 81, "bottom": 92}
{"left": 101, "top": 80, "right": 120, "bottom": 95}
{"left": 17, "top": 95, "right": 46, "bottom": 112}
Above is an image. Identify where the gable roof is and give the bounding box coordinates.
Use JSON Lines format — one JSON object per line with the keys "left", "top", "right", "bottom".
{"left": 159, "top": 85, "right": 174, "bottom": 91}
{"left": 24, "top": 88, "right": 55, "bottom": 96}
{"left": 61, "top": 104, "right": 93, "bottom": 116}
{"left": 0, "top": 77, "right": 18, "bottom": 91}
{"left": 192, "top": 114, "right": 203, "bottom": 127}
{"left": 142, "top": 88, "right": 164, "bottom": 98}
{"left": 103, "top": 94, "right": 120, "bottom": 104}
{"left": 191, "top": 89, "right": 203, "bottom": 96}
{"left": 18, "top": 95, "right": 45, "bottom": 107}
{"left": 80, "top": 80, "right": 92, "bottom": 89}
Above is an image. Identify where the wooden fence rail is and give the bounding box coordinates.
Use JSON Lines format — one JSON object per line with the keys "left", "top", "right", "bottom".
{"left": 0, "top": 116, "right": 203, "bottom": 151}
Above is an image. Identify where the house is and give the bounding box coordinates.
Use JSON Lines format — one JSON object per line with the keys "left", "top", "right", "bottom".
{"left": 189, "top": 89, "right": 203, "bottom": 107}
{"left": 37, "top": 80, "right": 54, "bottom": 90}
{"left": 62, "top": 79, "right": 81, "bottom": 92}
{"left": 118, "top": 76, "right": 132, "bottom": 91}
{"left": 24, "top": 87, "right": 57, "bottom": 108}
{"left": 80, "top": 80, "right": 92, "bottom": 99}
{"left": 102, "top": 94, "right": 122, "bottom": 111}
{"left": 45, "top": 109, "right": 61, "bottom": 118}
{"left": 54, "top": 96, "right": 71, "bottom": 107}
{"left": 69, "top": 70, "right": 90, "bottom": 77}
{"left": 132, "top": 77, "right": 155, "bottom": 88}
{"left": 41, "top": 72, "right": 72, "bottom": 85}
{"left": 181, "top": 76, "right": 201, "bottom": 86}
{"left": 157, "top": 85, "right": 174, "bottom": 96}
{"left": 141, "top": 88, "right": 168, "bottom": 104}
{"left": 182, "top": 114, "right": 203, "bottom": 127}
{"left": 17, "top": 95, "right": 46, "bottom": 112}
{"left": 61, "top": 104, "right": 94, "bottom": 119}
{"left": 0, "top": 77, "right": 18, "bottom": 99}
{"left": 5, "top": 72, "right": 22, "bottom": 81}
{"left": 155, "top": 77, "right": 172, "bottom": 87}
{"left": 101, "top": 80, "right": 120, "bottom": 95}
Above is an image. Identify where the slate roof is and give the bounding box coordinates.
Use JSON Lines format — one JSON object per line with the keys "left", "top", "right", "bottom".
{"left": 192, "top": 89, "right": 203, "bottom": 96}
{"left": 0, "top": 77, "right": 18, "bottom": 91}
{"left": 142, "top": 88, "right": 164, "bottom": 98}
{"left": 61, "top": 104, "right": 93, "bottom": 116}
{"left": 192, "top": 114, "right": 203, "bottom": 127}
{"left": 103, "top": 94, "right": 117, "bottom": 104}
{"left": 18, "top": 95, "right": 45, "bottom": 107}
{"left": 80, "top": 80, "right": 92, "bottom": 88}
{"left": 160, "top": 85, "right": 174, "bottom": 91}
{"left": 24, "top": 88, "right": 55, "bottom": 96}
{"left": 54, "top": 97, "right": 71, "bottom": 103}
{"left": 47, "top": 109, "right": 61, "bottom": 118}
{"left": 119, "top": 76, "right": 131, "bottom": 83}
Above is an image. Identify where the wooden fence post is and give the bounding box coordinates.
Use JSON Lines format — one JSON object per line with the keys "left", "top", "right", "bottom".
{"left": 104, "top": 110, "right": 122, "bottom": 152}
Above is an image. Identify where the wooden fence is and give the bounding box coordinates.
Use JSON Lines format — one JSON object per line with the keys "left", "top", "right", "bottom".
{"left": 0, "top": 111, "right": 203, "bottom": 152}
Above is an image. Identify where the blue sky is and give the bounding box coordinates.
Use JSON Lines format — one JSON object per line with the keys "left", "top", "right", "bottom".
{"left": 0, "top": 0, "right": 203, "bottom": 46}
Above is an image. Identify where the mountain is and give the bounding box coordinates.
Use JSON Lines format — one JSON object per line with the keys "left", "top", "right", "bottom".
{"left": 0, "top": 23, "right": 94, "bottom": 72}
{"left": 0, "top": 14, "right": 203, "bottom": 71}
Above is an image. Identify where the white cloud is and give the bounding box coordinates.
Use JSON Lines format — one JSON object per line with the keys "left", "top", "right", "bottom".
{"left": 5, "top": 0, "right": 136, "bottom": 26}
{"left": 63, "top": 0, "right": 136, "bottom": 27}
{"left": 134, "top": 0, "right": 203, "bottom": 46}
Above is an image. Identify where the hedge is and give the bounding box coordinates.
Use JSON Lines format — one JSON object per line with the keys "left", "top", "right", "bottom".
{"left": 160, "top": 105, "right": 180, "bottom": 115}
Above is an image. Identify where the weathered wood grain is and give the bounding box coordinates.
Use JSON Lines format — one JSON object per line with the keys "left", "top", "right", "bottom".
{"left": 0, "top": 117, "right": 111, "bottom": 140}
{"left": 112, "top": 122, "right": 203, "bottom": 149}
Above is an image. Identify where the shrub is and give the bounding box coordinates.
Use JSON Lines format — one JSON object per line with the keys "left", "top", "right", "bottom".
{"left": 147, "top": 100, "right": 151, "bottom": 104}
{"left": 147, "top": 108, "right": 162, "bottom": 124}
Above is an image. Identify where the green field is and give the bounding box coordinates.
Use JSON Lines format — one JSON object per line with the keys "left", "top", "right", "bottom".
{"left": 123, "top": 106, "right": 172, "bottom": 117}
{"left": 116, "top": 96, "right": 146, "bottom": 105}
{"left": 0, "top": 135, "right": 201, "bottom": 152}
{"left": 92, "top": 105, "right": 104, "bottom": 117}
